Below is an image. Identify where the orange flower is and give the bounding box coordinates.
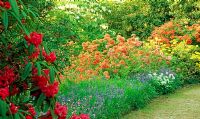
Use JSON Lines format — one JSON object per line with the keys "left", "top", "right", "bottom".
{"left": 103, "top": 71, "right": 110, "bottom": 79}
{"left": 104, "top": 34, "right": 111, "bottom": 40}
{"left": 186, "top": 39, "right": 192, "bottom": 45}
{"left": 119, "top": 60, "right": 125, "bottom": 65}
{"left": 76, "top": 67, "right": 85, "bottom": 72}
{"left": 117, "top": 35, "right": 125, "bottom": 43}
{"left": 113, "top": 69, "right": 118, "bottom": 73}
{"left": 93, "top": 58, "right": 100, "bottom": 65}
{"left": 100, "top": 60, "right": 110, "bottom": 69}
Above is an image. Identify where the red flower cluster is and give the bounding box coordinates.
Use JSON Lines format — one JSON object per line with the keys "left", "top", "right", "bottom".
{"left": 28, "top": 105, "right": 36, "bottom": 116}
{"left": 29, "top": 48, "right": 40, "bottom": 60}
{"left": 54, "top": 102, "right": 68, "bottom": 119}
{"left": 25, "top": 105, "right": 36, "bottom": 119}
{"left": 25, "top": 32, "right": 43, "bottom": 47}
{"left": 26, "top": 115, "right": 33, "bottom": 119}
{"left": 0, "top": 87, "right": 9, "bottom": 100}
{"left": 39, "top": 103, "right": 67, "bottom": 119}
{"left": 0, "top": 66, "right": 16, "bottom": 100}
{"left": 9, "top": 103, "right": 19, "bottom": 114}
{"left": 0, "top": 1, "right": 11, "bottom": 9}
{"left": 41, "top": 81, "right": 59, "bottom": 97}
{"left": 32, "top": 69, "right": 59, "bottom": 98}
{"left": 70, "top": 113, "right": 90, "bottom": 119}
{"left": 42, "top": 50, "right": 57, "bottom": 63}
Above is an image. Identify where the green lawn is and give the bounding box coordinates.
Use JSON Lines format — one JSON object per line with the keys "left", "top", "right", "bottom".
{"left": 123, "top": 84, "right": 200, "bottom": 119}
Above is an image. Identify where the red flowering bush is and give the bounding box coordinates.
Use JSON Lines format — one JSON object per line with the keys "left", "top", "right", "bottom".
{"left": 0, "top": 0, "right": 90, "bottom": 119}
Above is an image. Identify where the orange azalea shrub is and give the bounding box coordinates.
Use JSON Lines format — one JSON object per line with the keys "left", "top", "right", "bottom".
{"left": 150, "top": 21, "right": 200, "bottom": 45}
{"left": 65, "top": 34, "right": 169, "bottom": 82}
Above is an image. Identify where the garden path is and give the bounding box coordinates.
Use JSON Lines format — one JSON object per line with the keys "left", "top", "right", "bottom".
{"left": 123, "top": 84, "right": 200, "bottom": 119}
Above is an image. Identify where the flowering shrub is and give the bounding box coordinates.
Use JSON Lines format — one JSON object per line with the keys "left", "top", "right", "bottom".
{"left": 150, "top": 21, "right": 200, "bottom": 45}
{"left": 191, "top": 51, "right": 200, "bottom": 69}
{"left": 66, "top": 34, "right": 169, "bottom": 82}
{"left": 0, "top": 0, "right": 90, "bottom": 119}
{"left": 148, "top": 21, "right": 200, "bottom": 83}
{"left": 147, "top": 70, "right": 182, "bottom": 94}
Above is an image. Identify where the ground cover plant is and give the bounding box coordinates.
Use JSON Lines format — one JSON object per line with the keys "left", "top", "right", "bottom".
{"left": 1, "top": 0, "right": 200, "bottom": 119}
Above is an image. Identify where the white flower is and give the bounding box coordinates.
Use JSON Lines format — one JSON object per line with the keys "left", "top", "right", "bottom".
{"left": 169, "top": 74, "right": 175, "bottom": 80}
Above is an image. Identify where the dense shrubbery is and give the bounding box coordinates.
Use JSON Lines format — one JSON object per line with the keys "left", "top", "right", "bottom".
{"left": 65, "top": 34, "right": 170, "bottom": 82}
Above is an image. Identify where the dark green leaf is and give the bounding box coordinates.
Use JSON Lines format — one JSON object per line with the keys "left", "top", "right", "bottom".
{"left": 36, "top": 62, "right": 42, "bottom": 76}
{"left": 14, "top": 113, "right": 20, "bottom": 119}
{"left": 50, "top": 67, "right": 55, "bottom": 83}
{"left": 21, "top": 62, "right": 32, "bottom": 80}
{"left": 2, "top": 11, "right": 8, "bottom": 30}
{"left": 9, "top": 0, "right": 19, "bottom": 17}
{"left": 36, "top": 93, "right": 46, "bottom": 108}
{"left": 28, "top": 44, "right": 35, "bottom": 54}
{"left": 43, "top": 102, "right": 49, "bottom": 112}
{"left": 0, "top": 99, "right": 8, "bottom": 117}
{"left": 43, "top": 43, "right": 50, "bottom": 54}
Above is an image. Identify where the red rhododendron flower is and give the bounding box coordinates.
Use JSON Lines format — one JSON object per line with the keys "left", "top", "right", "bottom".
{"left": 24, "top": 32, "right": 43, "bottom": 47}
{"left": 22, "top": 19, "right": 26, "bottom": 24}
{"left": 28, "top": 105, "right": 36, "bottom": 116}
{"left": 80, "top": 114, "right": 90, "bottom": 119}
{"left": 23, "top": 82, "right": 29, "bottom": 90}
{"left": 32, "top": 66, "right": 38, "bottom": 76}
{"left": 70, "top": 114, "right": 81, "bottom": 119}
{"left": 54, "top": 102, "right": 68, "bottom": 119}
{"left": 26, "top": 115, "right": 33, "bottom": 119}
{"left": 0, "top": 1, "right": 4, "bottom": 7}
{"left": 70, "top": 113, "right": 90, "bottom": 119}
{"left": 37, "top": 76, "right": 49, "bottom": 88}
{"left": 43, "top": 69, "right": 50, "bottom": 76}
{"left": 41, "top": 81, "right": 59, "bottom": 98}
{"left": 4, "top": 2, "right": 11, "bottom": 9}
{"left": 29, "top": 48, "right": 40, "bottom": 60}
{"left": 10, "top": 85, "right": 20, "bottom": 96}
{"left": 0, "top": 66, "right": 16, "bottom": 87}
{"left": 43, "top": 51, "right": 56, "bottom": 63}
{"left": 10, "top": 103, "right": 19, "bottom": 114}
{"left": 0, "top": 87, "right": 9, "bottom": 100}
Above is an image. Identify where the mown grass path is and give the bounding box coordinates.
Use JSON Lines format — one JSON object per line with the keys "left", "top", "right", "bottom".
{"left": 123, "top": 84, "right": 200, "bottom": 119}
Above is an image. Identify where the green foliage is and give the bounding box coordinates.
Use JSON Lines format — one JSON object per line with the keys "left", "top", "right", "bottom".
{"left": 59, "top": 79, "right": 157, "bottom": 119}
{"left": 99, "top": 0, "right": 171, "bottom": 39}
